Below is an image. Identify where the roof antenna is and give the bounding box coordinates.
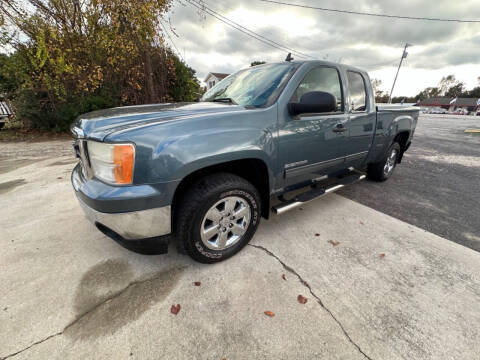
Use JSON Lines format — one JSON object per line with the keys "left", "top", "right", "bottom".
{"left": 285, "top": 53, "right": 294, "bottom": 62}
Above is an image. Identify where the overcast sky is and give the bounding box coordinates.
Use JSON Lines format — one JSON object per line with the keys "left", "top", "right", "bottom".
{"left": 165, "top": 0, "right": 480, "bottom": 96}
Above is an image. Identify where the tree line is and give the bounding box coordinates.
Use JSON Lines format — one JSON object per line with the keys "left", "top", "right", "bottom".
{"left": 373, "top": 75, "right": 480, "bottom": 104}
{"left": 0, "top": 0, "right": 202, "bottom": 131}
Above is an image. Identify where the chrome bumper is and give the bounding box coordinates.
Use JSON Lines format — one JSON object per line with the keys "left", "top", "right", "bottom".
{"left": 77, "top": 198, "right": 171, "bottom": 240}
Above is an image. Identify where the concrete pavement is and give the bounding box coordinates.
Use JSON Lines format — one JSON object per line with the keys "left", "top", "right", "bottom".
{"left": 1, "top": 150, "right": 479, "bottom": 359}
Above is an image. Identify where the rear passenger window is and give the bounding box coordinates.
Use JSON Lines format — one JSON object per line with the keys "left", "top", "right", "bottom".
{"left": 347, "top": 71, "right": 367, "bottom": 111}
{"left": 293, "top": 67, "right": 343, "bottom": 111}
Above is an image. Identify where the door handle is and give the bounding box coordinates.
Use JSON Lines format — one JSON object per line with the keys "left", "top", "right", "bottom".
{"left": 333, "top": 124, "right": 347, "bottom": 133}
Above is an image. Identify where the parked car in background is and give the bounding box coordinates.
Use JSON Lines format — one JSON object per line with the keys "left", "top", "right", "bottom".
{"left": 0, "top": 101, "right": 12, "bottom": 130}
{"left": 429, "top": 107, "right": 447, "bottom": 114}
{"left": 454, "top": 108, "right": 469, "bottom": 115}
{"left": 71, "top": 60, "right": 419, "bottom": 263}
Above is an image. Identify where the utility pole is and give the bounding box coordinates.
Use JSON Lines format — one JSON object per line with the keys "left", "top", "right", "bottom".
{"left": 389, "top": 43, "right": 411, "bottom": 103}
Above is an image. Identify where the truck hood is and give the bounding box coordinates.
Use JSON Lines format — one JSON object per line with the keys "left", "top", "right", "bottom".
{"left": 72, "top": 102, "right": 246, "bottom": 141}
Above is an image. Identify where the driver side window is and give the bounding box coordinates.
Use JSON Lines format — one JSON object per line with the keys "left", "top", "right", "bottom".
{"left": 292, "top": 67, "right": 344, "bottom": 112}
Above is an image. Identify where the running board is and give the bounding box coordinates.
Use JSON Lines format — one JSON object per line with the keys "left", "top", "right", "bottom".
{"left": 272, "top": 173, "right": 366, "bottom": 215}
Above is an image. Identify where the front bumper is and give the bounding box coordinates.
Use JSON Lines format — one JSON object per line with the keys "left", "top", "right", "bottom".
{"left": 72, "top": 163, "right": 173, "bottom": 244}
{"left": 77, "top": 197, "right": 171, "bottom": 240}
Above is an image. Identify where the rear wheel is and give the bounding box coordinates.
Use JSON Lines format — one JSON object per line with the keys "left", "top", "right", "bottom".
{"left": 175, "top": 173, "right": 261, "bottom": 263}
{"left": 367, "top": 142, "right": 401, "bottom": 182}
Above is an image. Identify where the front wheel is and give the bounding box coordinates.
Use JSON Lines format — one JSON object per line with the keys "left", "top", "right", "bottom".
{"left": 367, "top": 142, "right": 401, "bottom": 182}
{"left": 175, "top": 173, "right": 261, "bottom": 263}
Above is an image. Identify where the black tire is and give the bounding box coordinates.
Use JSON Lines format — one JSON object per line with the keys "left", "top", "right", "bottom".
{"left": 175, "top": 173, "right": 261, "bottom": 263}
{"left": 367, "top": 142, "right": 401, "bottom": 182}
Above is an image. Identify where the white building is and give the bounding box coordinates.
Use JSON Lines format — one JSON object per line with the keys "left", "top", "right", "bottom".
{"left": 204, "top": 72, "right": 230, "bottom": 90}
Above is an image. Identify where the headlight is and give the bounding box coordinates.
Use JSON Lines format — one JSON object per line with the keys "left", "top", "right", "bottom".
{"left": 87, "top": 141, "right": 135, "bottom": 185}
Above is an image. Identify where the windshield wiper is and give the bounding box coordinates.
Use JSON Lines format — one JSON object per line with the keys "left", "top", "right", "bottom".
{"left": 212, "top": 97, "right": 238, "bottom": 105}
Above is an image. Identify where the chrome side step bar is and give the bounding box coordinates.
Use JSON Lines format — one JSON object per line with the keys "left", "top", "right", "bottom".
{"left": 272, "top": 173, "right": 366, "bottom": 215}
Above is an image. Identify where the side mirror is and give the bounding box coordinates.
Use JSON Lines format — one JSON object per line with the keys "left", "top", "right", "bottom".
{"left": 288, "top": 91, "right": 337, "bottom": 116}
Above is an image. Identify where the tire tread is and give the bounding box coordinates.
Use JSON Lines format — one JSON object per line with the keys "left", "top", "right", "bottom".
{"left": 367, "top": 142, "right": 401, "bottom": 182}
{"left": 175, "top": 172, "right": 260, "bottom": 263}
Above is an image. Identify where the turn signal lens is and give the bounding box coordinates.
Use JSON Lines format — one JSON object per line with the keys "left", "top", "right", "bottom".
{"left": 113, "top": 144, "right": 135, "bottom": 184}
{"left": 87, "top": 141, "right": 135, "bottom": 185}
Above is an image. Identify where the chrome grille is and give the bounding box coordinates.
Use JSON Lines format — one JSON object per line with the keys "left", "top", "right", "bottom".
{"left": 73, "top": 139, "right": 93, "bottom": 179}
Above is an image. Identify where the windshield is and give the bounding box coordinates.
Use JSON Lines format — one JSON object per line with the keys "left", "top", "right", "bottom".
{"left": 201, "top": 63, "right": 297, "bottom": 107}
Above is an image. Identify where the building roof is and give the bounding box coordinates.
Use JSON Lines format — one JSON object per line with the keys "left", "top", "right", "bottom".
{"left": 419, "top": 97, "right": 479, "bottom": 107}
{"left": 455, "top": 98, "right": 479, "bottom": 107}
{"left": 0, "top": 101, "right": 12, "bottom": 116}
{"left": 419, "top": 97, "right": 453, "bottom": 106}
{"left": 204, "top": 72, "right": 230, "bottom": 82}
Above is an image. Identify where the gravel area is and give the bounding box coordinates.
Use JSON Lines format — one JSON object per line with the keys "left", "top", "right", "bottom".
{"left": 0, "top": 138, "right": 73, "bottom": 174}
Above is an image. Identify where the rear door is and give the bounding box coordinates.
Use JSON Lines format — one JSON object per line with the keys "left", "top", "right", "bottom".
{"left": 340, "top": 71, "right": 376, "bottom": 166}
{"left": 277, "top": 65, "right": 348, "bottom": 188}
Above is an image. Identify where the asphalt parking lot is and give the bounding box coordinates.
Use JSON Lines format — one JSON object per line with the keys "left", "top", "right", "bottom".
{"left": 339, "top": 114, "right": 480, "bottom": 252}
{"left": 1, "top": 114, "right": 480, "bottom": 359}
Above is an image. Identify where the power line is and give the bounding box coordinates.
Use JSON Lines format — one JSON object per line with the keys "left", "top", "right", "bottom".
{"left": 259, "top": 0, "right": 480, "bottom": 23}
{"left": 198, "top": 0, "right": 315, "bottom": 59}
{"left": 160, "top": 21, "right": 185, "bottom": 61}
{"left": 363, "top": 59, "right": 399, "bottom": 69}
{"left": 185, "top": 0, "right": 312, "bottom": 59}
{"left": 182, "top": 0, "right": 315, "bottom": 59}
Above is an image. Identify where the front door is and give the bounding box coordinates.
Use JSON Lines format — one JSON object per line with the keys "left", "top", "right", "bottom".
{"left": 277, "top": 66, "right": 348, "bottom": 189}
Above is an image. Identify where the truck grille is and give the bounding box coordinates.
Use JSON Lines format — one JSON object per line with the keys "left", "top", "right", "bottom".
{"left": 73, "top": 139, "right": 93, "bottom": 179}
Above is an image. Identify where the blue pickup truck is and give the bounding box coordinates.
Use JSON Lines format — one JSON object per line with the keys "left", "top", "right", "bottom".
{"left": 71, "top": 60, "right": 418, "bottom": 263}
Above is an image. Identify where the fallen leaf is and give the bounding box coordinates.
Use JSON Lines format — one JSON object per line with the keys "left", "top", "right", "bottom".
{"left": 57, "top": 177, "right": 62, "bottom": 179}
{"left": 360, "top": 221, "right": 365, "bottom": 225}
{"left": 171, "top": 304, "right": 181, "bottom": 315}
{"left": 282, "top": 274, "right": 286, "bottom": 281}
{"left": 264, "top": 310, "right": 275, "bottom": 317}
{"left": 328, "top": 240, "right": 340, "bottom": 246}
{"left": 380, "top": 253, "right": 386, "bottom": 259}
{"left": 194, "top": 281, "right": 201, "bottom": 286}
{"left": 314, "top": 233, "right": 320, "bottom": 237}
{"left": 297, "top": 295, "right": 308, "bottom": 304}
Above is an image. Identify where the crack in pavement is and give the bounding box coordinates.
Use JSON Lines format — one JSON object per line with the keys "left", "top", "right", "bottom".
{"left": 249, "top": 244, "right": 374, "bottom": 360}
{"left": 0, "top": 332, "right": 63, "bottom": 360}
{"left": 3, "top": 246, "right": 374, "bottom": 360}
{"left": 0, "top": 271, "right": 178, "bottom": 360}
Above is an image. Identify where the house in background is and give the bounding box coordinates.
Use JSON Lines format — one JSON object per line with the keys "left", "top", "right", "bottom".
{"left": 419, "top": 97, "right": 479, "bottom": 114}
{"left": 204, "top": 72, "right": 230, "bottom": 90}
{"left": 448, "top": 98, "right": 479, "bottom": 113}
{"left": 418, "top": 97, "right": 452, "bottom": 110}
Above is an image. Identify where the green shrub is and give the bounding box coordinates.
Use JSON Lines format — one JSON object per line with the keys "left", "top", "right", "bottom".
{"left": 13, "top": 88, "right": 119, "bottom": 132}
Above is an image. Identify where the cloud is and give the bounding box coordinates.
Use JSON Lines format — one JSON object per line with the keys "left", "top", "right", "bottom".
{"left": 166, "top": 0, "right": 480, "bottom": 94}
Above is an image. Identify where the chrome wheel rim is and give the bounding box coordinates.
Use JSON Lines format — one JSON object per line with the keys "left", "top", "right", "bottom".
{"left": 384, "top": 149, "right": 398, "bottom": 176}
{"left": 200, "top": 196, "right": 251, "bottom": 251}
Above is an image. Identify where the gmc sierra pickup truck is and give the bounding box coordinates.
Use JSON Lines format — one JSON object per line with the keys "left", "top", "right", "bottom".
{"left": 71, "top": 60, "right": 418, "bottom": 263}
